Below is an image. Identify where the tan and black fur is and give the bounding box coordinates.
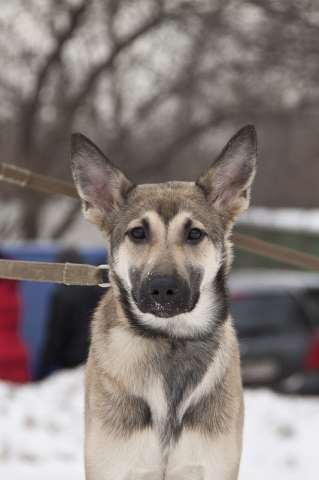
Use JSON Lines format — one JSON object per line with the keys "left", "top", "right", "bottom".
{"left": 71, "top": 125, "right": 257, "bottom": 480}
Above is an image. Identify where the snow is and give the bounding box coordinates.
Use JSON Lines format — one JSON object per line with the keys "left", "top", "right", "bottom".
{"left": 240, "top": 206, "right": 319, "bottom": 234}
{"left": 0, "top": 368, "right": 318, "bottom": 479}
{"left": 242, "top": 390, "right": 319, "bottom": 480}
{"left": 0, "top": 369, "right": 85, "bottom": 480}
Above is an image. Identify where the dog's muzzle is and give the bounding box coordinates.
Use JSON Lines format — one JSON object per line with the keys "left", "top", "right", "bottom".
{"left": 133, "top": 274, "right": 196, "bottom": 318}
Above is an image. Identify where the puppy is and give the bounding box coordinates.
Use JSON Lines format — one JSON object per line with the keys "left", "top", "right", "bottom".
{"left": 71, "top": 125, "right": 257, "bottom": 480}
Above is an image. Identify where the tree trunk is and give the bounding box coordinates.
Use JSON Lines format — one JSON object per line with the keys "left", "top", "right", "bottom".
{"left": 20, "top": 192, "right": 44, "bottom": 240}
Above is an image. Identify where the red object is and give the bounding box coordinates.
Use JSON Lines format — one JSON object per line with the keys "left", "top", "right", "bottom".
{"left": 304, "top": 331, "right": 319, "bottom": 371}
{"left": 0, "top": 278, "right": 30, "bottom": 383}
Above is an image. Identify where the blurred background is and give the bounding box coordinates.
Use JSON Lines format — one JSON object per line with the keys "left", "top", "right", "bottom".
{"left": 0, "top": 1, "right": 319, "bottom": 479}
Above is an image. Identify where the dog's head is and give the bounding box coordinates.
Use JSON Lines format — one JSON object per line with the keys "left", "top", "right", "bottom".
{"left": 71, "top": 126, "right": 257, "bottom": 338}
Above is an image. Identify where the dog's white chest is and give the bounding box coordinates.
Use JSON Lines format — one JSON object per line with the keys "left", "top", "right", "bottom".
{"left": 142, "top": 374, "right": 198, "bottom": 439}
{"left": 143, "top": 376, "right": 168, "bottom": 427}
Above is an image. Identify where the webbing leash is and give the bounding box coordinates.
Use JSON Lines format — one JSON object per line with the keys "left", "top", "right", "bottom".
{"left": 233, "top": 233, "right": 319, "bottom": 273}
{"left": 0, "top": 162, "right": 77, "bottom": 198}
{"left": 0, "top": 259, "right": 110, "bottom": 287}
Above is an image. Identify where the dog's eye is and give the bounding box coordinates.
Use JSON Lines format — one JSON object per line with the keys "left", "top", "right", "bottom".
{"left": 187, "top": 228, "right": 204, "bottom": 243}
{"left": 129, "top": 226, "right": 146, "bottom": 241}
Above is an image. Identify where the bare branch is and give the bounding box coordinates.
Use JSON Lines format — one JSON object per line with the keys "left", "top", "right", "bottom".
{"left": 138, "top": 113, "right": 226, "bottom": 177}
{"left": 21, "top": 0, "right": 88, "bottom": 154}
{"left": 68, "top": 12, "right": 166, "bottom": 113}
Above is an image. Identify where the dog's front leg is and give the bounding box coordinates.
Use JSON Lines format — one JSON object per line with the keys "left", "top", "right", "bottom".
{"left": 166, "top": 430, "right": 241, "bottom": 480}
{"left": 85, "top": 418, "right": 164, "bottom": 480}
{"left": 125, "top": 471, "right": 164, "bottom": 480}
{"left": 166, "top": 465, "right": 204, "bottom": 480}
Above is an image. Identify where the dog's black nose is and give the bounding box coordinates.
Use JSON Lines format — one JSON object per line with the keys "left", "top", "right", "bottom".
{"left": 148, "top": 276, "right": 179, "bottom": 304}
{"left": 137, "top": 274, "right": 192, "bottom": 317}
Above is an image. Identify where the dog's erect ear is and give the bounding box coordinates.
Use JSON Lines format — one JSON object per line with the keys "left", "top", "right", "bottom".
{"left": 71, "top": 133, "right": 133, "bottom": 227}
{"left": 196, "top": 125, "right": 257, "bottom": 223}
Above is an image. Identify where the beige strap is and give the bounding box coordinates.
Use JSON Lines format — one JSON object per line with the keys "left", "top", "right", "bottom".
{"left": 233, "top": 232, "right": 319, "bottom": 272}
{"left": 0, "top": 259, "right": 109, "bottom": 287}
{"left": 0, "top": 163, "right": 77, "bottom": 198}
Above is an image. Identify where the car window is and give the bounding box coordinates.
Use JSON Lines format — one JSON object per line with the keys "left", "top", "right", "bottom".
{"left": 230, "top": 292, "right": 308, "bottom": 338}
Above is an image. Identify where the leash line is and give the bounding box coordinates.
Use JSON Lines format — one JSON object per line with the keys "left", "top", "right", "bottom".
{"left": 0, "top": 162, "right": 77, "bottom": 198}
{"left": 233, "top": 233, "right": 319, "bottom": 272}
{"left": 0, "top": 259, "right": 110, "bottom": 287}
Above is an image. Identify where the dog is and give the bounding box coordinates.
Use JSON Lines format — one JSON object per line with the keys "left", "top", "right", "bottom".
{"left": 71, "top": 124, "right": 257, "bottom": 480}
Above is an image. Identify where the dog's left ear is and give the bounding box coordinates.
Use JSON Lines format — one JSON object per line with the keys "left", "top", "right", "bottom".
{"left": 196, "top": 125, "right": 257, "bottom": 223}
{"left": 71, "top": 133, "right": 133, "bottom": 227}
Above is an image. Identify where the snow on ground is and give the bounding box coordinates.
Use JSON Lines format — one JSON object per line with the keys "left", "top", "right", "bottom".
{"left": 0, "top": 368, "right": 318, "bottom": 480}
{"left": 0, "top": 369, "right": 85, "bottom": 480}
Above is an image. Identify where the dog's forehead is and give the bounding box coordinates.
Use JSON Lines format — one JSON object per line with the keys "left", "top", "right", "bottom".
{"left": 128, "top": 181, "right": 204, "bottom": 222}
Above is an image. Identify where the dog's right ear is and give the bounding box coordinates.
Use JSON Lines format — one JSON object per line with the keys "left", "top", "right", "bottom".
{"left": 70, "top": 133, "right": 133, "bottom": 227}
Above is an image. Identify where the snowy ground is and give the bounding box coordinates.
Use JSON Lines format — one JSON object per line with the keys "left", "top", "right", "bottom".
{"left": 0, "top": 368, "right": 318, "bottom": 480}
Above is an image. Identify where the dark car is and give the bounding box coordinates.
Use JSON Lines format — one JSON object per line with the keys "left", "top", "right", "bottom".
{"left": 229, "top": 270, "right": 319, "bottom": 394}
